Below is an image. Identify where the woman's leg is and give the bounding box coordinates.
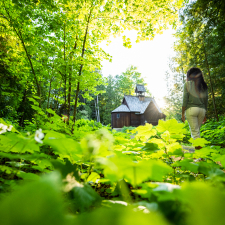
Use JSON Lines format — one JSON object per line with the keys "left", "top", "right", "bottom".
{"left": 186, "top": 107, "right": 201, "bottom": 139}
{"left": 197, "top": 108, "right": 206, "bottom": 131}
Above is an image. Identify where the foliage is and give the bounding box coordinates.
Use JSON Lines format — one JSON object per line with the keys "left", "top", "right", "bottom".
{"left": 0, "top": 0, "right": 182, "bottom": 126}
{"left": 1, "top": 117, "right": 225, "bottom": 225}
{"left": 200, "top": 115, "right": 225, "bottom": 146}
{"left": 166, "top": 0, "right": 225, "bottom": 120}
{"left": 2, "top": 0, "right": 225, "bottom": 224}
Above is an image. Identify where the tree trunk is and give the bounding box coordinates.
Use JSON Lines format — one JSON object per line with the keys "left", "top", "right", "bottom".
{"left": 203, "top": 42, "right": 218, "bottom": 121}
{"left": 72, "top": 8, "right": 93, "bottom": 132}
{"left": 47, "top": 77, "right": 52, "bottom": 110}
{"left": 96, "top": 95, "right": 100, "bottom": 122}
{"left": 67, "top": 75, "right": 72, "bottom": 119}
{"left": 19, "top": 88, "right": 27, "bottom": 127}
{"left": 68, "top": 37, "right": 78, "bottom": 122}
{"left": 63, "top": 23, "right": 67, "bottom": 116}
{"left": 56, "top": 81, "right": 62, "bottom": 112}
{"left": 3, "top": 3, "right": 41, "bottom": 106}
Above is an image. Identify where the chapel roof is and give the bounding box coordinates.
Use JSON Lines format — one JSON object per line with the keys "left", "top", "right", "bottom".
{"left": 124, "top": 95, "right": 162, "bottom": 114}
{"left": 111, "top": 104, "right": 130, "bottom": 113}
{"left": 135, "top": 84, "right": 146, "bottom": 93}
{"left": 112, "top": 95, "right": 163, "bottom": 114}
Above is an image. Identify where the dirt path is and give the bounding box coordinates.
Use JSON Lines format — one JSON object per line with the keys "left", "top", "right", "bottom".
{"left": 182, "top": 145, "right": 195, "bottom": 153}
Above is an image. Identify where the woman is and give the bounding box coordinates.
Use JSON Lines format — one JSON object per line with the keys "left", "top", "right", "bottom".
{"left": 182, "top": 67, "right": 208, "bottom": 148}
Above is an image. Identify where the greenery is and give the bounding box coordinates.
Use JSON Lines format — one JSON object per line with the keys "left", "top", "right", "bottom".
{"left": 0, "top": 0, "right": 180, "bottom": 126}
{"left": 165, "top": 0, "right": 225, "bottom": 121}
{"left": 1, "top": 0, "right": 225, "bottom": 225}
{"left": 1, "top": 117, "right": 225, "bottom": 225}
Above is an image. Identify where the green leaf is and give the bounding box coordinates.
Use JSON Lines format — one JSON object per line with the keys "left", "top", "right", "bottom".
{"left": 2, "top": 133, "right": 39, "bottom": 154}
{"left": 70, "top": 184, "right": 102, "bottom": 212}
{"left": 142, "top": 142, "right": 159, "bottom": 151}
{"left": 46, "top": 108, "right": 56, "bottom": 115}
{"left": 135, "top": 123, "right": 157, "bottom": 141}
{"left": 75, "top": 205, "right": 170, "bottom": 225}
{"left": 52, "top": 159, "right": 80, "bottom": 180}
{"left": 172, "top": 159, "right": 199, "bottom": 173}
{"left": 44, "top": 130, "right": 66, "bottom": 139}
{"left": 103, "top": 151, "right": 172, "bottom": 185}
{"left": 180, "top": 182, "right": 225, "bottom": 225}
{"left": 0, "top": 172, "right": 65, "bottom": 225}
{"left": 0, "top": 165, "right": 16, "bottom": 174}
{"left": 148, "top": 138, "right": 165, "bottom": 149}
{"left": 157, "top": 119, "right": 185, "bottom": 137}
{"left": 189, "top": 138, "right": 210, "bottom": 147}
{"left": 198, "top": 161, "right": 220, "bottom": 176}
{"left": 87, "top": 172, "right": 100, "bottom": 183}
{"left": 44, "top": 138, "right": 82, "bottom": 163}
{"left": 17, "top": 172, "right": 40, "bottom": 181}
{"left": 192, "top": 146, "right": 217, "bottom": 158}
{"left": 167, "top": 143, "right": 183, "bottom": 156}
{"left": 213, "top": 155, "right": 225, "bottom": 167}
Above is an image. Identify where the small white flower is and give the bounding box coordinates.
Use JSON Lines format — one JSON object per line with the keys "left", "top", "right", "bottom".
{"left": 0, "top": 123, "right": 7, "bottom": 134}
{"left": 7, "top": 125, "right": 13, "bottom": 131}
{"left": 35, "top": 129, "right": 44, "bottom": 144}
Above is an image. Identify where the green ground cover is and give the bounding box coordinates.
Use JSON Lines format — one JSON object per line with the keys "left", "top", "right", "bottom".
{"left": 0, "top": 115, "right": 225, "bottom": 225}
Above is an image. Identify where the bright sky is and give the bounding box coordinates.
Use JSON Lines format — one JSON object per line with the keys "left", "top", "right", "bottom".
{"left": 99, "top": 28, "right": 176, "bottom": 109}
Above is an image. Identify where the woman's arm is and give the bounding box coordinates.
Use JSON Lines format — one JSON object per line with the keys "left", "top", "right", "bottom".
{"left": 202, "top": 115, "right": 207, "bottom": 124}
{"left": 182, "top": 82, "right": 188, "bottom": 123}
{"left": 182, "top": 106, "right": 186, "bottom": 122}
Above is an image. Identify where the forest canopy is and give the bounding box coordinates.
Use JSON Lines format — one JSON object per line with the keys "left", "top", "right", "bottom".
{"left": 0, "top": 0, "right": 183, "bottom": 126}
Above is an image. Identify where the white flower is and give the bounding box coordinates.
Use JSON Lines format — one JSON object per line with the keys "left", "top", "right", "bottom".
{"left": 35, "top": 129, "right": 44, "bottom": 144}
{"left": 7, "top": 125, "right": 13, "bottom": 131}
{"left": 0, "top": 123, "right": 7, "bottom": 134}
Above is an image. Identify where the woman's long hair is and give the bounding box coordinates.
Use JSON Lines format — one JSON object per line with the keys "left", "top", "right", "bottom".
{"left": 187, "top": 67, "right": 208, "bottom": 94}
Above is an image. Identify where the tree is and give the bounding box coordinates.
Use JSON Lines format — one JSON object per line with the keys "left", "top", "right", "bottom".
{"left": 0, "top": 0, "right": 184, "bottom": 126}
{"left": 167, "top": 0, "right": 225, "bottom": 120}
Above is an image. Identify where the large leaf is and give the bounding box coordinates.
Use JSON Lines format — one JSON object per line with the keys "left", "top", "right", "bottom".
{"left": 70, "top": 184, "right": 102, "bottom": 212}
{"left": 135, "top": 123, "right": 157, "bottom": 141}
{"left": 17, "top": 171, "right": 40, "bottom": 181}
{"left": 213, "top": 154, "right": 225, "bottom": 168}
{"left": 44, "top": 138, "right": 82, "bottom": 163}
{"left": 74, "top": 205, "right": 170, "bottom": 225}
{"left": 192, "top": 146, "right": 217, "bottom": 158}
{"left": 172, "top": 159, "right": 199, "bottom": 173}
{"left": 103, "top": 152, "right": 172, "bottom": 185}
{"left": 0, "top": 172, "right": 66, "bottom": 225}
{"left": 179, "top": 182, "right": 225, "bottom": 225}
{"left": 156, "top": 119, "right": 185, "bottom": 137}
{"left": 87, "top": 172, "right": 100, "bottom": 183}
{"left": 189, "top": 138, "right": 210, "bottom": 147}
{"left": 167, "top": 143, "right": 183, "bottom": 156}
{"left": 1, "top": 133, "right": 39, "bottom": 154}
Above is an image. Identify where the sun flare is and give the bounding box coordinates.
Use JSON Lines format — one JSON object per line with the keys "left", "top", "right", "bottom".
{"left": 156, "top": 97, "right": 167, "bottom": 110}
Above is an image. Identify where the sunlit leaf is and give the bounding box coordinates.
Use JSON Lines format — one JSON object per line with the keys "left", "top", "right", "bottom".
{"left": 189, "top": 138, "right": 210, "bottom": 147}
{"left": 167, "top": 143, "right": 183, "bottom": 156}
{"left": 172, "top": 159, "right": 199, "bottom": 173}
{"left": 74, "top": 205, "right": 170, "bottom": 225}
{"left": 157, "top": 119, "right": 185, "bottom": 136}
{"left": 87, "top": 172, "right": 100, "bottom": 183}
{"left": 180, "top": 182, "right": 225, "bottom": 225}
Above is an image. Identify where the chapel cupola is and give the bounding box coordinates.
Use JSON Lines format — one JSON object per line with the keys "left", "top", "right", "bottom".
{"left": 135, "top": 84, "right": 146, "bottom": 101}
